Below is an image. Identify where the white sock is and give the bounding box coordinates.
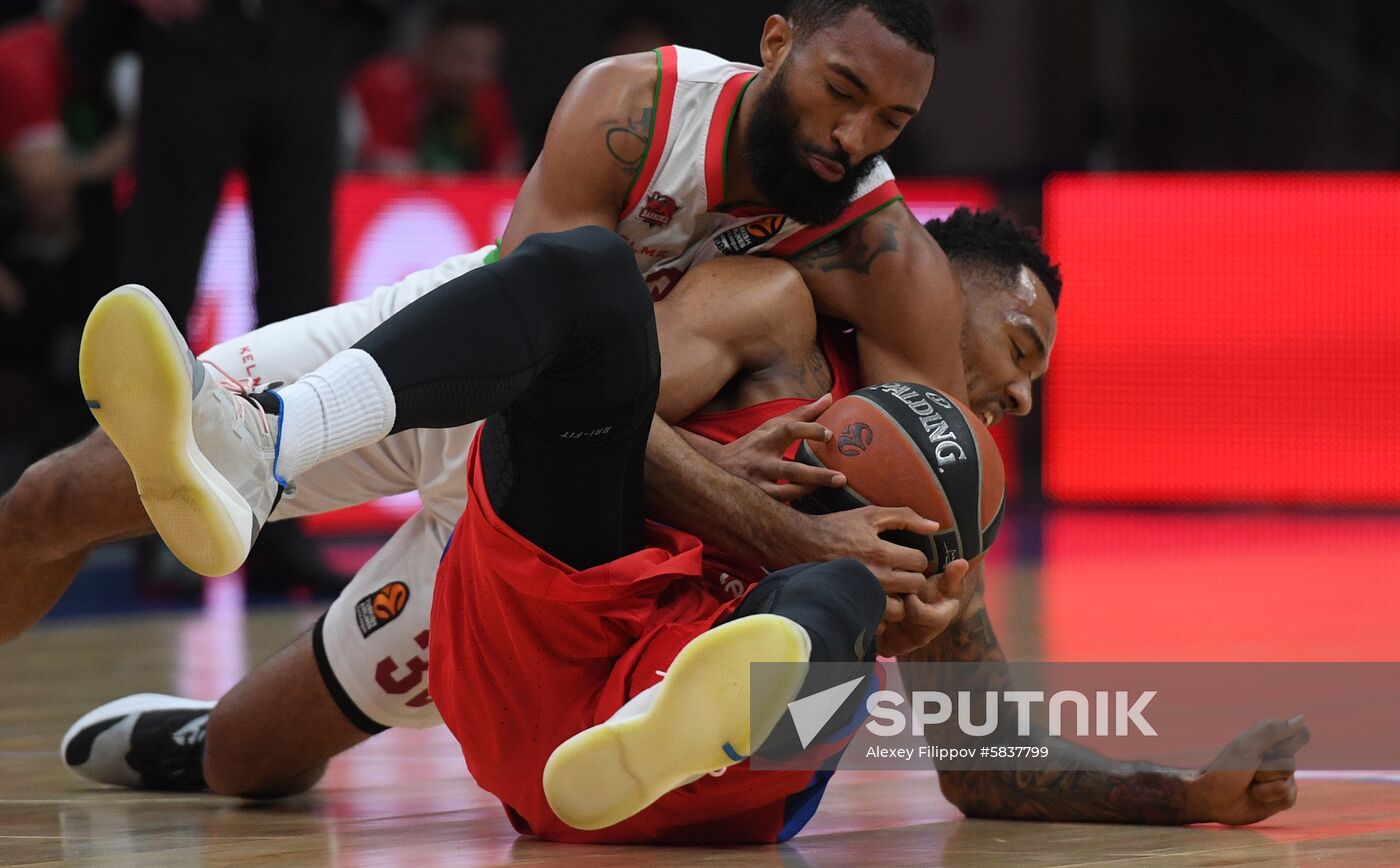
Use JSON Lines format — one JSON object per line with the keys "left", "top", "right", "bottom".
{"left": 272, "top": 348, "right": 395, "bottom": 482}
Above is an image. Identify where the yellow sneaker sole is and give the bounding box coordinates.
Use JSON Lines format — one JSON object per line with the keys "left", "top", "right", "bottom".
{"left": 543, "top": 613, "right": 810, "bottom": 831}
{"left": 79, "top": 285, "right": 252, "bottom": 577}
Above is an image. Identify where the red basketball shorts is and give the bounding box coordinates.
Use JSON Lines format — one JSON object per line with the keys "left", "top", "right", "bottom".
{"left": 428, "top": 441, "right": 829, "bottom": 844}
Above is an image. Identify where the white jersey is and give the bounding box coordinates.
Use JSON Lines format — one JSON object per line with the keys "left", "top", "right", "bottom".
{"left": 617, "top": 46, "right": 903, "bottom": 301}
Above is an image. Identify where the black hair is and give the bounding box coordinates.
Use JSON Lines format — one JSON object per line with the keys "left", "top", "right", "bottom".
{"left": 786, "top": 0, "right": 937, "bottom": 56}
{"left": 926, "top": 207, "right": 1062, "bottom": 307}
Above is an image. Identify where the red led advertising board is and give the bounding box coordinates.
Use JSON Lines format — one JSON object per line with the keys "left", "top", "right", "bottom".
{"left": 1043, "top": 174, "right": 1400, "bottom": 506}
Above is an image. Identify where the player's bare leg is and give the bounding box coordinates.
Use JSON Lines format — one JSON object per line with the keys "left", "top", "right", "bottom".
{"left": 15, "top": 434, "right": 364, "bottom": 797}
{"left": 0, "top": 429, "right": 152, "bottom": 643}
{"left": 63, "top": 626, "right": 374, "bottom": 796}
{"left": 5, "top": 244, "right": 473, "bottom": 642}
{"left": 203, "top": 627, "right": 371, "bottom": 797}
{"left": 54, "top": 257, "right": 485, "bottom": 796}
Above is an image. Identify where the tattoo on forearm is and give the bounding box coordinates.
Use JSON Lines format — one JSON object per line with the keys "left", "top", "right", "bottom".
{"left": 939, "top": 765, "right": 1190, "bottom": 825}
{"left": 792, "top": 217, "right": 899, "bottom": 276}
{"left": 604, "top": 107, "right": 653, "bottom": 173}
{"left": 899, "top": 596, "right": 1192, "bottom": 825}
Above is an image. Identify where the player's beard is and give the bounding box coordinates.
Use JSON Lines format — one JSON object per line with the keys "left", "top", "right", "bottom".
{"left": 742, "top": 64, "right": 882, "bottom": 227}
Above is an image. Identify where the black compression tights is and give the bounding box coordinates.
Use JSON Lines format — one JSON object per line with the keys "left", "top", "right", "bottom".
{"left": 729, "top": 558, "right": 885, "bottom": 665}
{"left": 351, "top": 226, "right": 659, "bottom": 570}
{"left": 729, "top": 558, "right": 887, "bottom": 756}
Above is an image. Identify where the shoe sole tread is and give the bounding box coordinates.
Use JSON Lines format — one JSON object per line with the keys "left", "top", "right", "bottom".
{"left": 542, "top": 614, "right": 809, "bottom": 831}
{"left": 80, "top": 286, "right": 253, "bottom": 576}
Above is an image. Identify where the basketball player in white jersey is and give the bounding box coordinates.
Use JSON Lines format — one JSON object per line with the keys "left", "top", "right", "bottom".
{"left": 492, "top": 2, "right": 971, "bottom": 588}
{"left": 9, "top": 0, "right": 1303, "bottom": 823}
{"left": 35, "top": 0, "right": 958, "bottom": 793}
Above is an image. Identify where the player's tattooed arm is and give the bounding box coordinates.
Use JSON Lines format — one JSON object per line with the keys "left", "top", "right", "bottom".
{"left": 899, "top": 588, "right": 1197, "bottom": 825}
{"left": 791, "top": 203, "right": 968, "bottom": 401}
{"left": 603, "top": 107, "right": 654, "bottom": 174}
{"left": 499, "top": 52, "right": 656, "bottom": 253}
{"left": 790, "top": 216, "right": 900, "bottom": 276}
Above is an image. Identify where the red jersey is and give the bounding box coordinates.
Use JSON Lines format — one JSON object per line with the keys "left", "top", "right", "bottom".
{"left": 430, "top": 439, "right": 817, "bottom": 843}
{"left": 678, "top": 323, "right": 860, "bottom": 586}
{"left": 678, "top": 323, "right": 859, "bottom": 451}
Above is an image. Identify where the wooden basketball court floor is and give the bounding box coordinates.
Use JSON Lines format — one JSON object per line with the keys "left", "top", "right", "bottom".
{"left": 4, "top": 510, "right": 1400, "bottom": 865}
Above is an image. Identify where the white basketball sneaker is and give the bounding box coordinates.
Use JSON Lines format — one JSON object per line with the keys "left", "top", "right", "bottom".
{"left": 543, "top": 614, "right": 811, "bottom": 831}
{"left": 79, "top": 285, "right": 287, "bottom": 577}
{"left": 62, "top": 693, "right": 216, "bottom": 791}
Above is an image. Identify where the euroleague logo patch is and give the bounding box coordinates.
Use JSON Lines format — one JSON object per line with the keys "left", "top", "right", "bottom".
{"left": 355, "top": 581, "right": 410, "bottom": 638}
{"left": 837, "top": 422, "right": 874, "bottom": 456}
{"left": 713, "top": 215, "right": 786, "bottom": 255}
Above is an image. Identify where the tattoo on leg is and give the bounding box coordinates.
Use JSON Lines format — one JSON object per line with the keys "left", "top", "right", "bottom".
{"left": 792, "top": 217, "right": 900, "bottom": 276}
{"left": 604, "top": 107, "right": 654, "bottom": 173}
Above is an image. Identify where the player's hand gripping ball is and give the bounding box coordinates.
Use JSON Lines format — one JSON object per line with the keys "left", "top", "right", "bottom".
{"left": 793, "top": 382, "right": 1005, "bottom": 573}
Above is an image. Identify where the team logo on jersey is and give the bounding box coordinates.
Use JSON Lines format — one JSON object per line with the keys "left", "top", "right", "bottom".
{"left": 355, "top": 581, "right": 411, "bottom": 638}
{"left": 639, "top": 192, "right": 681, "bottom": 227}
{"left": 837, "top": 422, "right": 874, "bottom": 456}
{"left": 713, "top": 215, "right": 787, "bottom": 255}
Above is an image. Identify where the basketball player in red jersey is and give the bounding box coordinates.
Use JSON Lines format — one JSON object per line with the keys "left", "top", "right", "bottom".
{"left": 44, "top": 210, "right": 1019, "bottom": 801}
{"left": 2, "top": 1, "right": 1304, "bottom": 825}
{"left": 78, "top": 212, "right": 1304, "bottom": 840}
{"left": 63, "top": 208, "right": 1302, "bottom": 832}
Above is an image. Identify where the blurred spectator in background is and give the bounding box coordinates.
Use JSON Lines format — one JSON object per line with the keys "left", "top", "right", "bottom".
{"left": 0, "top": 4, "right": 73, "bottom": 323}
{"left": 0, "top": 1, "right": 68, "bottom": 485}
{"left": 115, "top": 0, "right": 379, "bottom": 335}
{"left": 0, "top": 0, "right": 132, "bottom": 485}
{"left": 62, "top": 0, "right": 142, "bottom": 327}
{"left": 600, "top": 0, "right": 683, "bottom": 58}
{"left": 349, "top": 1, "right": 522, "bottom": 175}
{"left": 109, "top": 0, "right": 388, "bottom": 597}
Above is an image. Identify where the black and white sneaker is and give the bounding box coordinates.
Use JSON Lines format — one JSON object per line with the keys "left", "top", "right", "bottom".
{"left": 61, "top": 693, "right": 215, "bottom": 791}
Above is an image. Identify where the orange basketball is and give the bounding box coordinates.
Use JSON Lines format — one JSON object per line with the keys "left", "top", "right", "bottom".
{"left": 794, "top": 382, "right": 1005, "bottom": 571}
